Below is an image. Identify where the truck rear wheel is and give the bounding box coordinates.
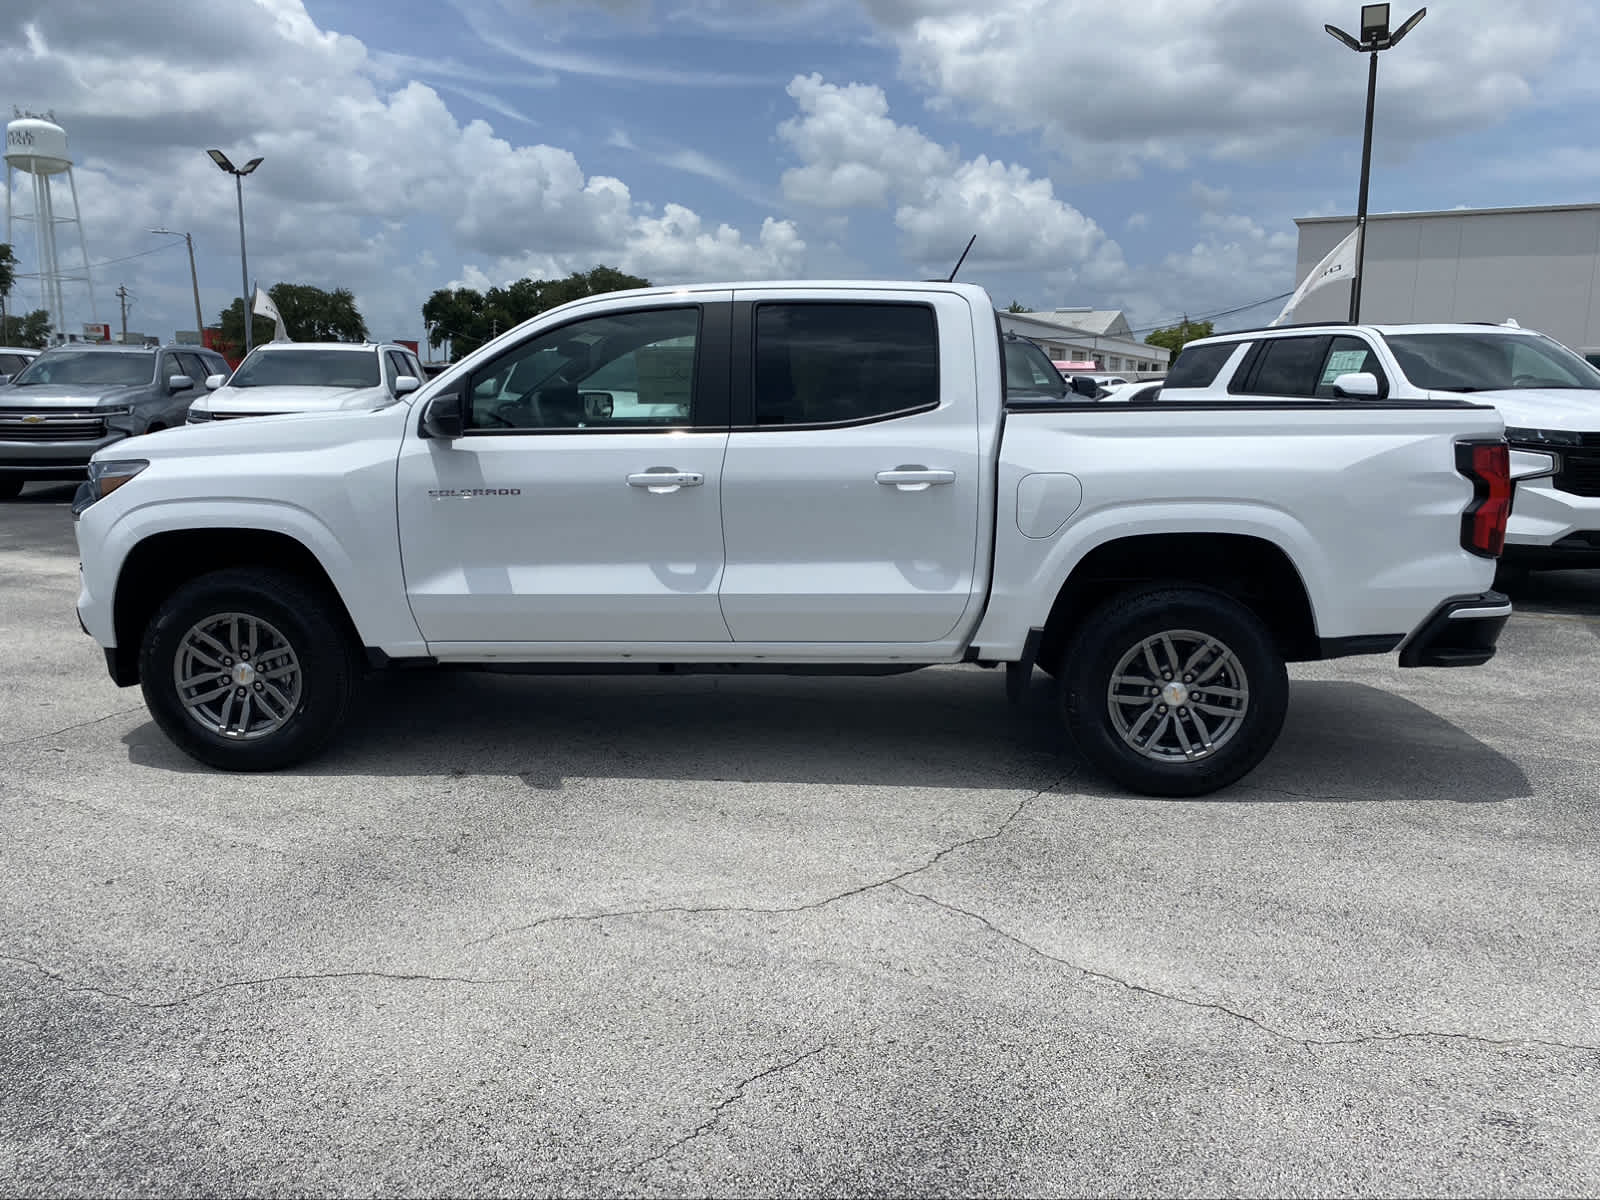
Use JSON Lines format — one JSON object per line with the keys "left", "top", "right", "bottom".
{"left": 1058, "top": 586, "right": 1288, "bottom": 797}
{"left": 138, "top": 568, "right": 359, "bottom": 772}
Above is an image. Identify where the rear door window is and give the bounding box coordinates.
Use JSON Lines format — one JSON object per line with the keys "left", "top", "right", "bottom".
{"left": 753, "top": 303, "right": 939, "bottom": 426}
{"left": 1236, "top": 336, "right": 1332, "bottom": 397}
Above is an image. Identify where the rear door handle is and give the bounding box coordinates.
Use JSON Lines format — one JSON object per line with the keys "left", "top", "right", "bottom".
{"left": 627, "top": 470, "right": 704, "bottom": 493}
{"left": 876, "top": 468, "right": 956, "bottom": 492}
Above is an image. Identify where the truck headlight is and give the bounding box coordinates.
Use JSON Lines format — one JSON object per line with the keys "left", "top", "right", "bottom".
{"left": 72, "top": 459, "right": 149, "bottom": 517}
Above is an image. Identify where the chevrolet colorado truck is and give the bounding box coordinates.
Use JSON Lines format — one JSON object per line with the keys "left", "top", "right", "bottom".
{"left": 72, "top": 282, "right": 1514, "bottom": 797}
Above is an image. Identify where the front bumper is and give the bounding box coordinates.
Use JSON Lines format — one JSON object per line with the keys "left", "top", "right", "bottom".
{"left": 1504, "top": 473, "right": 1600, "bottom": 566}
{"left": 1397, "top": 591, "right": 1511, "bottom": 668}
{"left": 0, "top": 432, "right": 126, "bottom": 479}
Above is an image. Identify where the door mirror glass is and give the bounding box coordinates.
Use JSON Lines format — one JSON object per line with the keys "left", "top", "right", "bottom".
{"left": 1332, "top": 371, "right": 1380, "bottom": 398}
{"left": 1070, "top": 375, "right": 1100, "bottom": 397}
{"left": 205, "top": 373, "right": 226, "bottom": 390}
{"left": 395, "top": 374, "right": 420, "bottom": 396}
{"left": 168, "top": 374, "right": 194, "bottom": 392}
{"left": 421, "top": 390, "right": 464, "bottom": 439}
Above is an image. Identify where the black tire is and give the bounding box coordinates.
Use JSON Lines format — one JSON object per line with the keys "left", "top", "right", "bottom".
{"left": 0, "top": 478, "right": 23, "bottom": 499}
{"left": 1058, "top": 586, "right": 1289, "bottom": 798}
{"left": 138, "top": 568, "right": 360, "bottom": 771}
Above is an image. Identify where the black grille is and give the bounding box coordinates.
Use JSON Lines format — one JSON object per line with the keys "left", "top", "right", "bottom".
{"left": 1556, "top": 450, "right": 1600, "bottom": 498}
{"left": 0, "top": 409, "right": 108, "bottom": 442}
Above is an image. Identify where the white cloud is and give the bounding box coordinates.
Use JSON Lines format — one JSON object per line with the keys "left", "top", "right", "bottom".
{"left": 778, "top": 74, "right": 1122, "bottom": 278}
{"left": 0, "top": 0, "right": 802, "bottom": 339}
{"left": 855, "top": 0, "right": 1598, "bottom": 172}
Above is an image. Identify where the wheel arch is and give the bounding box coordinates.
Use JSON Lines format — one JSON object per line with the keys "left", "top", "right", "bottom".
{"left": 1037, "top": 532, "right": 1320, "bottom": 673}
{"left": 108, "top": 528, "right": 363, "bottom": 686}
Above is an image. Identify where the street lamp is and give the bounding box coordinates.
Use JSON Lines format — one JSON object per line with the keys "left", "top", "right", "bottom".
{"left": 205, "top": 149, "right": 263, "bottom": 352}
{"left": 150, "top": 228, "right": 204, "bottom": 348}
{"left": 1325, "top": 4, "right": 1426, "bottom": 322}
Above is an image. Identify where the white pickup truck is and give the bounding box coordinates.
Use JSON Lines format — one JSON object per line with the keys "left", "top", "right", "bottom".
{"left": 72, "top": 281, "right": 1515, "bottom": 797}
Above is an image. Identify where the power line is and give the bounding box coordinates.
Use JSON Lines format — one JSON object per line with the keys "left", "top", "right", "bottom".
{"left": 84, "top": 242, "right": 186, "bottom": 271}
{"left": 1126, "top": 290, "right": 1294, "bottom": 337}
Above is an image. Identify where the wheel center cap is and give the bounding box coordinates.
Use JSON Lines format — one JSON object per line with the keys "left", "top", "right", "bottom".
{"left": 1162, "top": 681, "right": 1189, "bottom": 707}
{"left": 233, "top": 663, "right": 257, "bottom": 686}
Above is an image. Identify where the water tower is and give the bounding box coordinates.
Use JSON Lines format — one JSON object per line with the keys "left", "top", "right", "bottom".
{"left": 5, "top": 109, "right": 97, "bottom": 339}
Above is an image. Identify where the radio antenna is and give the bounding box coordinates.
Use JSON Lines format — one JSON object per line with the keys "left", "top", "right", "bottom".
{"left": 947, "top": 234, "right": 977, "bottom": 282}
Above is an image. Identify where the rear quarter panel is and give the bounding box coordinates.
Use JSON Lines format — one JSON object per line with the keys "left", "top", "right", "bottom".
{"left": 974, "top": 404, "right": 1504, "bottom": 658}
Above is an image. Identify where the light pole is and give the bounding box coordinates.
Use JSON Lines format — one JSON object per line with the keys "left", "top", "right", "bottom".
{"left": 205, "top": 150, "right": 263, "bottom": 353}
{"left": 150, "top": 228, "right": 204, "bottom": 345}
{"left": 1325, "top": 4, "right": 1426, "bottom": 322}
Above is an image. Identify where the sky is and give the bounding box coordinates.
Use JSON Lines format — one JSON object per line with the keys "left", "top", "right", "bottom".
{"left": 3, "top": 0, "right": 1598, "bottom": 350}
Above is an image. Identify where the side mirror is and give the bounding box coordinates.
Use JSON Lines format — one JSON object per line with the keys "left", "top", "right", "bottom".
{"left": 1070, "top": 375, "right": 1099, "bottom": 397}
{"left": 394, "top": 375, "right": 421, "bottom": 396}
{"left": 421, "top": 390, "right": 464, "bottom": 439}
{"left": 1332, "top": 371, "right": 1380, "bottom": 399}
{"left": 0, "top": 374, "right": 9, "bottom": 385}
{"left": 205, "top": 373, "right": 226, "bottom": 391}
{"left": 168, "top": 374, "right": 194, "bottom": 392}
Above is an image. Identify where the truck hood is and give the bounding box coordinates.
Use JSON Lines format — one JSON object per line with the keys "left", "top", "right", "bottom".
{"left": 103, "top": 404, "right": 408, "bottom": 461}
{"left": 194, "top": 384, "right": 389, "bottom": 414}
{"left": 0, "top": 383, "right": 143, "bottom": 408}
{"left": 1448, "top": 388, "right": 1600, "bottom": 431}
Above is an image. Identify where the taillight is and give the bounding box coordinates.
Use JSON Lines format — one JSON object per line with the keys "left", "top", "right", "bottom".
{"left": 1455, "top": 440, "right": 1511, "bottom": 558}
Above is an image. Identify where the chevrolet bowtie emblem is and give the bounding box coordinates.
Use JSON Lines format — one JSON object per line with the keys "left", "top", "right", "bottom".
{"left": 21, "top": 414, "right": 44, "bottom": 424}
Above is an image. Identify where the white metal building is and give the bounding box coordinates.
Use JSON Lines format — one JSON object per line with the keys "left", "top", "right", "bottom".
{"left": 998, "top": 308, "right": 1170, "bottom": 377}
{"left": 1292, "top": 203, "right": 1600, "bottom": 358}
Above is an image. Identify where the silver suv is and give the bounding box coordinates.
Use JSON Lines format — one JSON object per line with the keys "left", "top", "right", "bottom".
{"left": 0, "top": 342, "right": 230, "bottom": 498}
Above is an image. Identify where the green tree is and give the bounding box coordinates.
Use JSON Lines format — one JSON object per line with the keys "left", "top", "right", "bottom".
{"left": 423, "top": 265, "right": 651, "bottom": 360}
{"left": 216, "top": 283, "right": 369, "bottom": 354}
{"left": 1144, "top": 318, "right": 1214, "bottom": 357}
{"left": 0, "top": 243, "right": 15, "bottom": 307}
{"left": 1, "top": 310, "right": 51, "bottom": 348}
{"left": 1006, "top": 300, "right": 1033, "bottom": 313}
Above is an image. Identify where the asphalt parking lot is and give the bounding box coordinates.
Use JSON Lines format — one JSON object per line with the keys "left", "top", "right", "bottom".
{"left": 3, "top": 480, "right": 1598, "bottom": 1197}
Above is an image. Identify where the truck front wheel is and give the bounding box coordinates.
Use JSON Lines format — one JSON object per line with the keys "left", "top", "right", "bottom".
{"left": 1058, "top": 587, "right": 1288, "bottom": 797}
{"left": 138, "top": 568, "right": 360, "bottom": 772}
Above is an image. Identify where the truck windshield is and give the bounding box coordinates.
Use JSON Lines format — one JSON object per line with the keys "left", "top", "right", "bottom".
{"left": 229, "top": 349, "right": 380, "bottom": 388}
{"left": 1383, "top": 332, "right": 1600, "bottom": 392}
{"left": 9, "top": 351, "right": 152, "bottom": 388}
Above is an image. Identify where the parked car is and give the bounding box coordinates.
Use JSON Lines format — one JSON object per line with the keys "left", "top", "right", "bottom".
{"left": 185, "top": 341, "right": 428, "bottom": 423}
{"left": 1160, "top": 322, "right": 1600, "bottom": 574}
{"left": 1098, "top": 381, "right": 1163, "bottom": 403}
{"left": 0, "top": 342, "right": 230, "bottom": 498}
{"left": 74, "top": 281, "right": 1514, "bottom": 797}
{"left": 0, "top": 345, "right": 39, "bottom": 383}
{"left": 1004, "top": 335, "right": 1099, "bottom": 402}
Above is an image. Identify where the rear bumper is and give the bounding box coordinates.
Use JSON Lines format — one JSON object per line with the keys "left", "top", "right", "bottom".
{"left": 1397, "top": 591, "right": 1511, "bottom": 668}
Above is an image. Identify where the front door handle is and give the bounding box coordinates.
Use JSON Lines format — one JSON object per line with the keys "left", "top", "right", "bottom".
{"left": 628, "top": 469, "right": 705, "bottom": 494}
{"left": 876, "top": 467, "right": 956, "bottom": 492}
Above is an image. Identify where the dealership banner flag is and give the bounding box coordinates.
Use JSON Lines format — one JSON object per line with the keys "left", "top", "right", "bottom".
{"left": 1270, "top": 228, "right": 1359, "bottom": 327}
{"left": 253, "top": 286, "right": 289, "bottom": 342}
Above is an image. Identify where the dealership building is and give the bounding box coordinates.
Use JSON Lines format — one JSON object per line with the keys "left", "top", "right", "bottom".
{"left": 1292, "top": 202, "right": 1600, "bottom": 359}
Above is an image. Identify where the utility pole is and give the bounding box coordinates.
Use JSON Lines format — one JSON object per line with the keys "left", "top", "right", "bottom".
{"left": 116, "top": 284, "right": 130, "bottom": 343}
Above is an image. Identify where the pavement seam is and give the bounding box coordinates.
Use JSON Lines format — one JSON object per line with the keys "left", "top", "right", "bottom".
{"left": 467, "top": 776, "right": 1065, "bottom": 948}
{"left": 619, "top": 1043, "right": 831, "bottom": 1177}
{"left": 889, "top": 885, "right": 1600, "bottom": 1057}
{"left": 0, "top": 705, "right": 146, "bottom": 750}
{"left": 1, "top": 954, "right": 516, "bottom": 1008}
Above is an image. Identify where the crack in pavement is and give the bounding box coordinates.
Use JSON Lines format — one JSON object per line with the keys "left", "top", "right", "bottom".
{"left": 621, "top": 1043, "right": 831, "bottom": 1177}
{"left": 469, "top": 776, "right": 1065, "bottom": 948}
{"left": 1, "top": 954, "right": 517, "bottom": 1009}
{"left": 891, "top": 886, "right": 1600, "bottom": 1057}
{"left": 0, "top": 705, "right": 145, "bottom": 751}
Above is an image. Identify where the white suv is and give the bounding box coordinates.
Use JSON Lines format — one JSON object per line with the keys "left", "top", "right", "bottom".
{"left": 1161, "top": 322, "right": 1600, "bottom": 573}
{"left": 186, "top": 341, "right": 427, "bottom": 423}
